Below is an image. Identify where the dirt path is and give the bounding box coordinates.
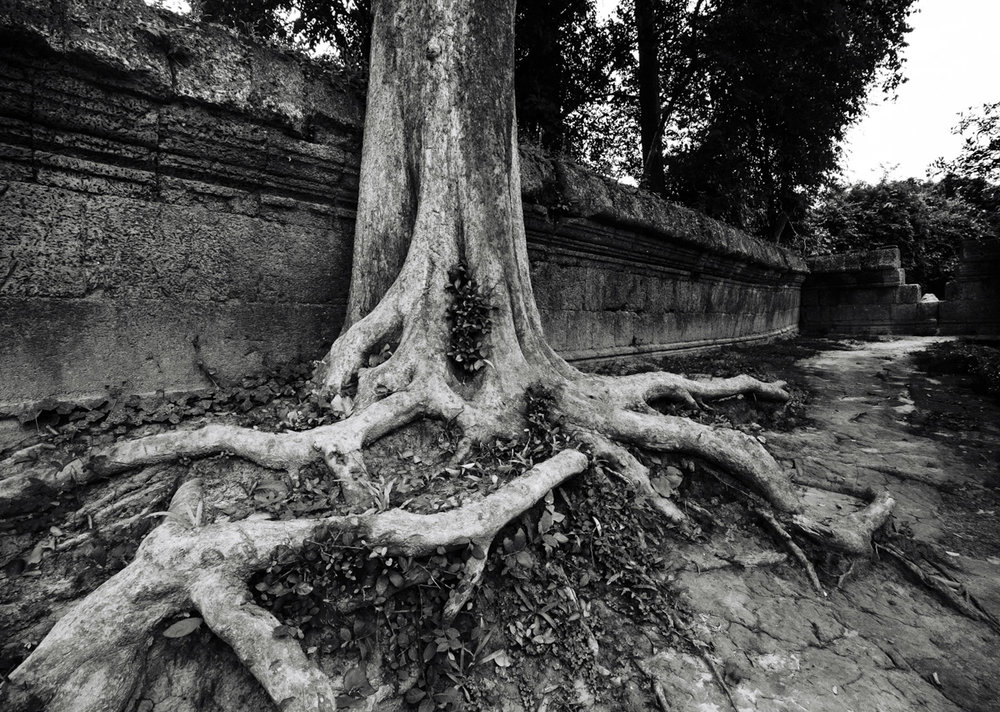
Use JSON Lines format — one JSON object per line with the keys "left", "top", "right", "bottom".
{"left": 647, "top": 337, "right": 1000, "bottom": 712}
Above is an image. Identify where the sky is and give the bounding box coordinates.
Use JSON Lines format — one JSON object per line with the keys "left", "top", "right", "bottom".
{"left": 840, "top": 0, "right": 1000, "bottom": 183}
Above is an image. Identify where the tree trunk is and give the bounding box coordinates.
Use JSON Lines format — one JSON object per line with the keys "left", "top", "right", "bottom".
{"left": 636, "top": 0, "right": 666, "bottom": 194}
{"left": 320, "top": 0, "right": 565, "bottom": 416}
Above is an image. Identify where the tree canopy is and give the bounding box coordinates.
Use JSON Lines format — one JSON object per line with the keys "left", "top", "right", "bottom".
{"left": 650, "top": 0, "right": 914, "bottom": 238}
{"left": 800, "top": 178, "right": 995, "bottom": 294}
{"left": 173, "top": 0, "right": 915, "bottom": 242}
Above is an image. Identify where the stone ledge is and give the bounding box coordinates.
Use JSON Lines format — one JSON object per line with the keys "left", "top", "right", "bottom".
{"left": 806, "top": 247, "right": 901, "bottom": 273}
{"left": 0, "top": 0, "right": 364, "bottom": 135}
{"left": 519, "top": 150, "right": 807, "bottom": 276}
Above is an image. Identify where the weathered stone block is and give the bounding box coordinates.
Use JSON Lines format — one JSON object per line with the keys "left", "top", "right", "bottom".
{"left": 0, "top": 182, "right": 87, "bottom": 298}
{"left": 0, "top": 297, "right": 342, "bottom": 406}
{"left": 889, "top": 304, "right": 918, "bottom": 324}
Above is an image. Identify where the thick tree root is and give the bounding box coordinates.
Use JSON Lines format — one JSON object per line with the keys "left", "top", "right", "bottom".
{"left": 191, "top": 573, "right": 340, "bottom": 712}
{"left": 1, "top": 331, "right": 895, "bottom": 710}
{"left": 792, "top": 489, "right": 895, "bottom": 555}
{"left": 2, "top": 451, "right": 588, "bottom": 712}
{"left": 756, "top": 508, "right": 826, "bottom": 595}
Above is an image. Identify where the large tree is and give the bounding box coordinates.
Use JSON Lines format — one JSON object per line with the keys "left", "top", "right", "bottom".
{"left": 665, "top": 0, "right": 914, "bottom": 238}
{"left": 1, "top": 1, "right": 893, "bottom": 710}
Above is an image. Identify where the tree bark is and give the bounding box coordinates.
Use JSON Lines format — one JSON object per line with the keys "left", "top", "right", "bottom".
{"left": 319, "top": 0, "right": 565, "bottom": 409}
{"left": 636, "top": 0, "right": 666, "bottom": 194}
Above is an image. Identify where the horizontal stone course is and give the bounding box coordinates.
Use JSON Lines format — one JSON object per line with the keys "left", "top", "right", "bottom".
{"left": 806, "top": 247, "right": 901, "bottom": 273}
{"left": 939, "top": 239, "right": 1000, "bottom": 337}
{"left": 1, "top": 0, "right": 807, "bottom": 407}
{"left": 0, "top": 297, "right": 344, "bottom": 404}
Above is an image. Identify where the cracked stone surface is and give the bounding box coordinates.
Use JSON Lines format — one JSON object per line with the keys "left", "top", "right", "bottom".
{"left": 646, "top": 337, "right": 1000, "bottom": 712}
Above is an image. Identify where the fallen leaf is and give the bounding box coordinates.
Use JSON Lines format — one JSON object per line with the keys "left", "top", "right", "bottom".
{"left": 163, "top": 617, "right": 203, "bottom": 638}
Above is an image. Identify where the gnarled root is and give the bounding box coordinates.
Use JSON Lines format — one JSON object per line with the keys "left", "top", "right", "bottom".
{"left": 792, "top": 489, "right": 896, "bottom": 555}
{"left": 191, "top": 574, "right": 340, "bottom": 712}
{"left": 2, "top": 451, "right": 588, "bottom": 712}
{"left": 2, "top": 328, "right": 895, "bottom": 710}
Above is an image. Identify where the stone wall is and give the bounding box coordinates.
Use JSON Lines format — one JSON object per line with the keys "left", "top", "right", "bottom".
{"left": 799, "top": 247, "right": 938, "bottom": 336}
{"left": 0, "top": 0, "right": 807, "bottom": 409}
{"left": 940, "top": 239, "right": 1000, "bottom": 338}
{"left": 520, "top": 156, "right": 804, "bottom": 363}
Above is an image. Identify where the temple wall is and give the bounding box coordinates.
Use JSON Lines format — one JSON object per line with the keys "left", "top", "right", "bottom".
{"left": 0, "top": 0, "right": 807, "bottom": 408}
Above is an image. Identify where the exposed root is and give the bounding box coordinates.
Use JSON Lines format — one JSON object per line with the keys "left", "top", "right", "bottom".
{"left": 584, "top": 405, "right": 801, "bottom": 514}
{"left": 574, "top": 430, "right": 686, "bottom": 523}
{"left": 792, "top": 489, "right": 895, "bottom": 555}
{"left": 443, "top": 542, "right": 490, "bottom": 621}
{"left": 876, "top": 543, "right": 1000, "bottom": 634}
{"left": 314, "top": 280, "right": 407, "bottom": 397}
{"left": 92, "top": 423, "right": 318, "bottom": 476}
{"left": 3, "top": 450, "right": 589, "bottom": 712}
{"left": 756, "top": 508, "right": 826, "bottom": 596}
{"left": 67, "top": 465, "right": 179, "bottom": 525}
{"left": 318, "top": 446, "right": 370, "bottom": 505}
{"left": 2, "top": 320, "right": 897, "bottom": 711}
{"left": 610, "top": 371, "right": 790, "bottom": 410}
{"left": 191, "top": 573, "right": 339, "bottom": 712}
{"left": 3, "top": 555, "right": 184, "bottom": 712}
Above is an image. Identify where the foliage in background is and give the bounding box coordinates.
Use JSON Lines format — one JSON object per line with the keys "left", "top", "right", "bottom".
{"left": 192, "top": 0, "right": 373, "bottom": 68}
{"left": 163, "top": 0, "right": 915, "bottom": 243}
{"left": 514, "top": 0, "right": 624, "bottom": 157}
{"left": 935, "top": 101, "right": 1000, "bottom": 186}
{"left": 798, "top": 179, "right": 995, "bottom": 294}
{"left": 656, "top": 0, "right": 914, "bottom": 239}
{"left": 932, "top": 102, "right": 1000, "bottom": 237}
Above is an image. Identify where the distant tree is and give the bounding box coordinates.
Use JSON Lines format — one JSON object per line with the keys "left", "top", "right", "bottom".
{"left": 800, "top": 179, "right": 994, "bottom": 294}
{"left": 622, "top": 0, "right": 708, "bottom": 192}
{"left": 933, "top": 101, "right": 1000, "bottom": 235}
{"left": 938, "top": 101, "right": 1000, "bottom": 185}
{"left": 661, "top": 0, "right": 915, "bottom": 239}
{"left": 514, "top": 1, "right": 620, "bottom": 154}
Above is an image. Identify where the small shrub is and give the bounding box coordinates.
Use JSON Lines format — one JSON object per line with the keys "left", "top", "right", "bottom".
{"left": 445, "top": 264, "right": 493, "bottom": 376}
{"left": 915, "top": 340, "right": 1000, "bottom": 399}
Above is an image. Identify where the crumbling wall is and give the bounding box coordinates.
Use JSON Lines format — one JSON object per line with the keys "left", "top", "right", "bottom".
{"left": 940, "top": 239, "right": 1000, "bottom": 338}
{"left": 0, "top": 0, "right": 807, "bottom": 409}
{"left": 799, "top": 247, "right": 938, "bottom": 336}
{"left": 520, "top": 155, "right": 805, "bottom": 363}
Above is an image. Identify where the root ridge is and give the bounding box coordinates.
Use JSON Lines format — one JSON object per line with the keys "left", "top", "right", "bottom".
{"left": 1, "top": 336, "right": 898, "bottom": 712}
